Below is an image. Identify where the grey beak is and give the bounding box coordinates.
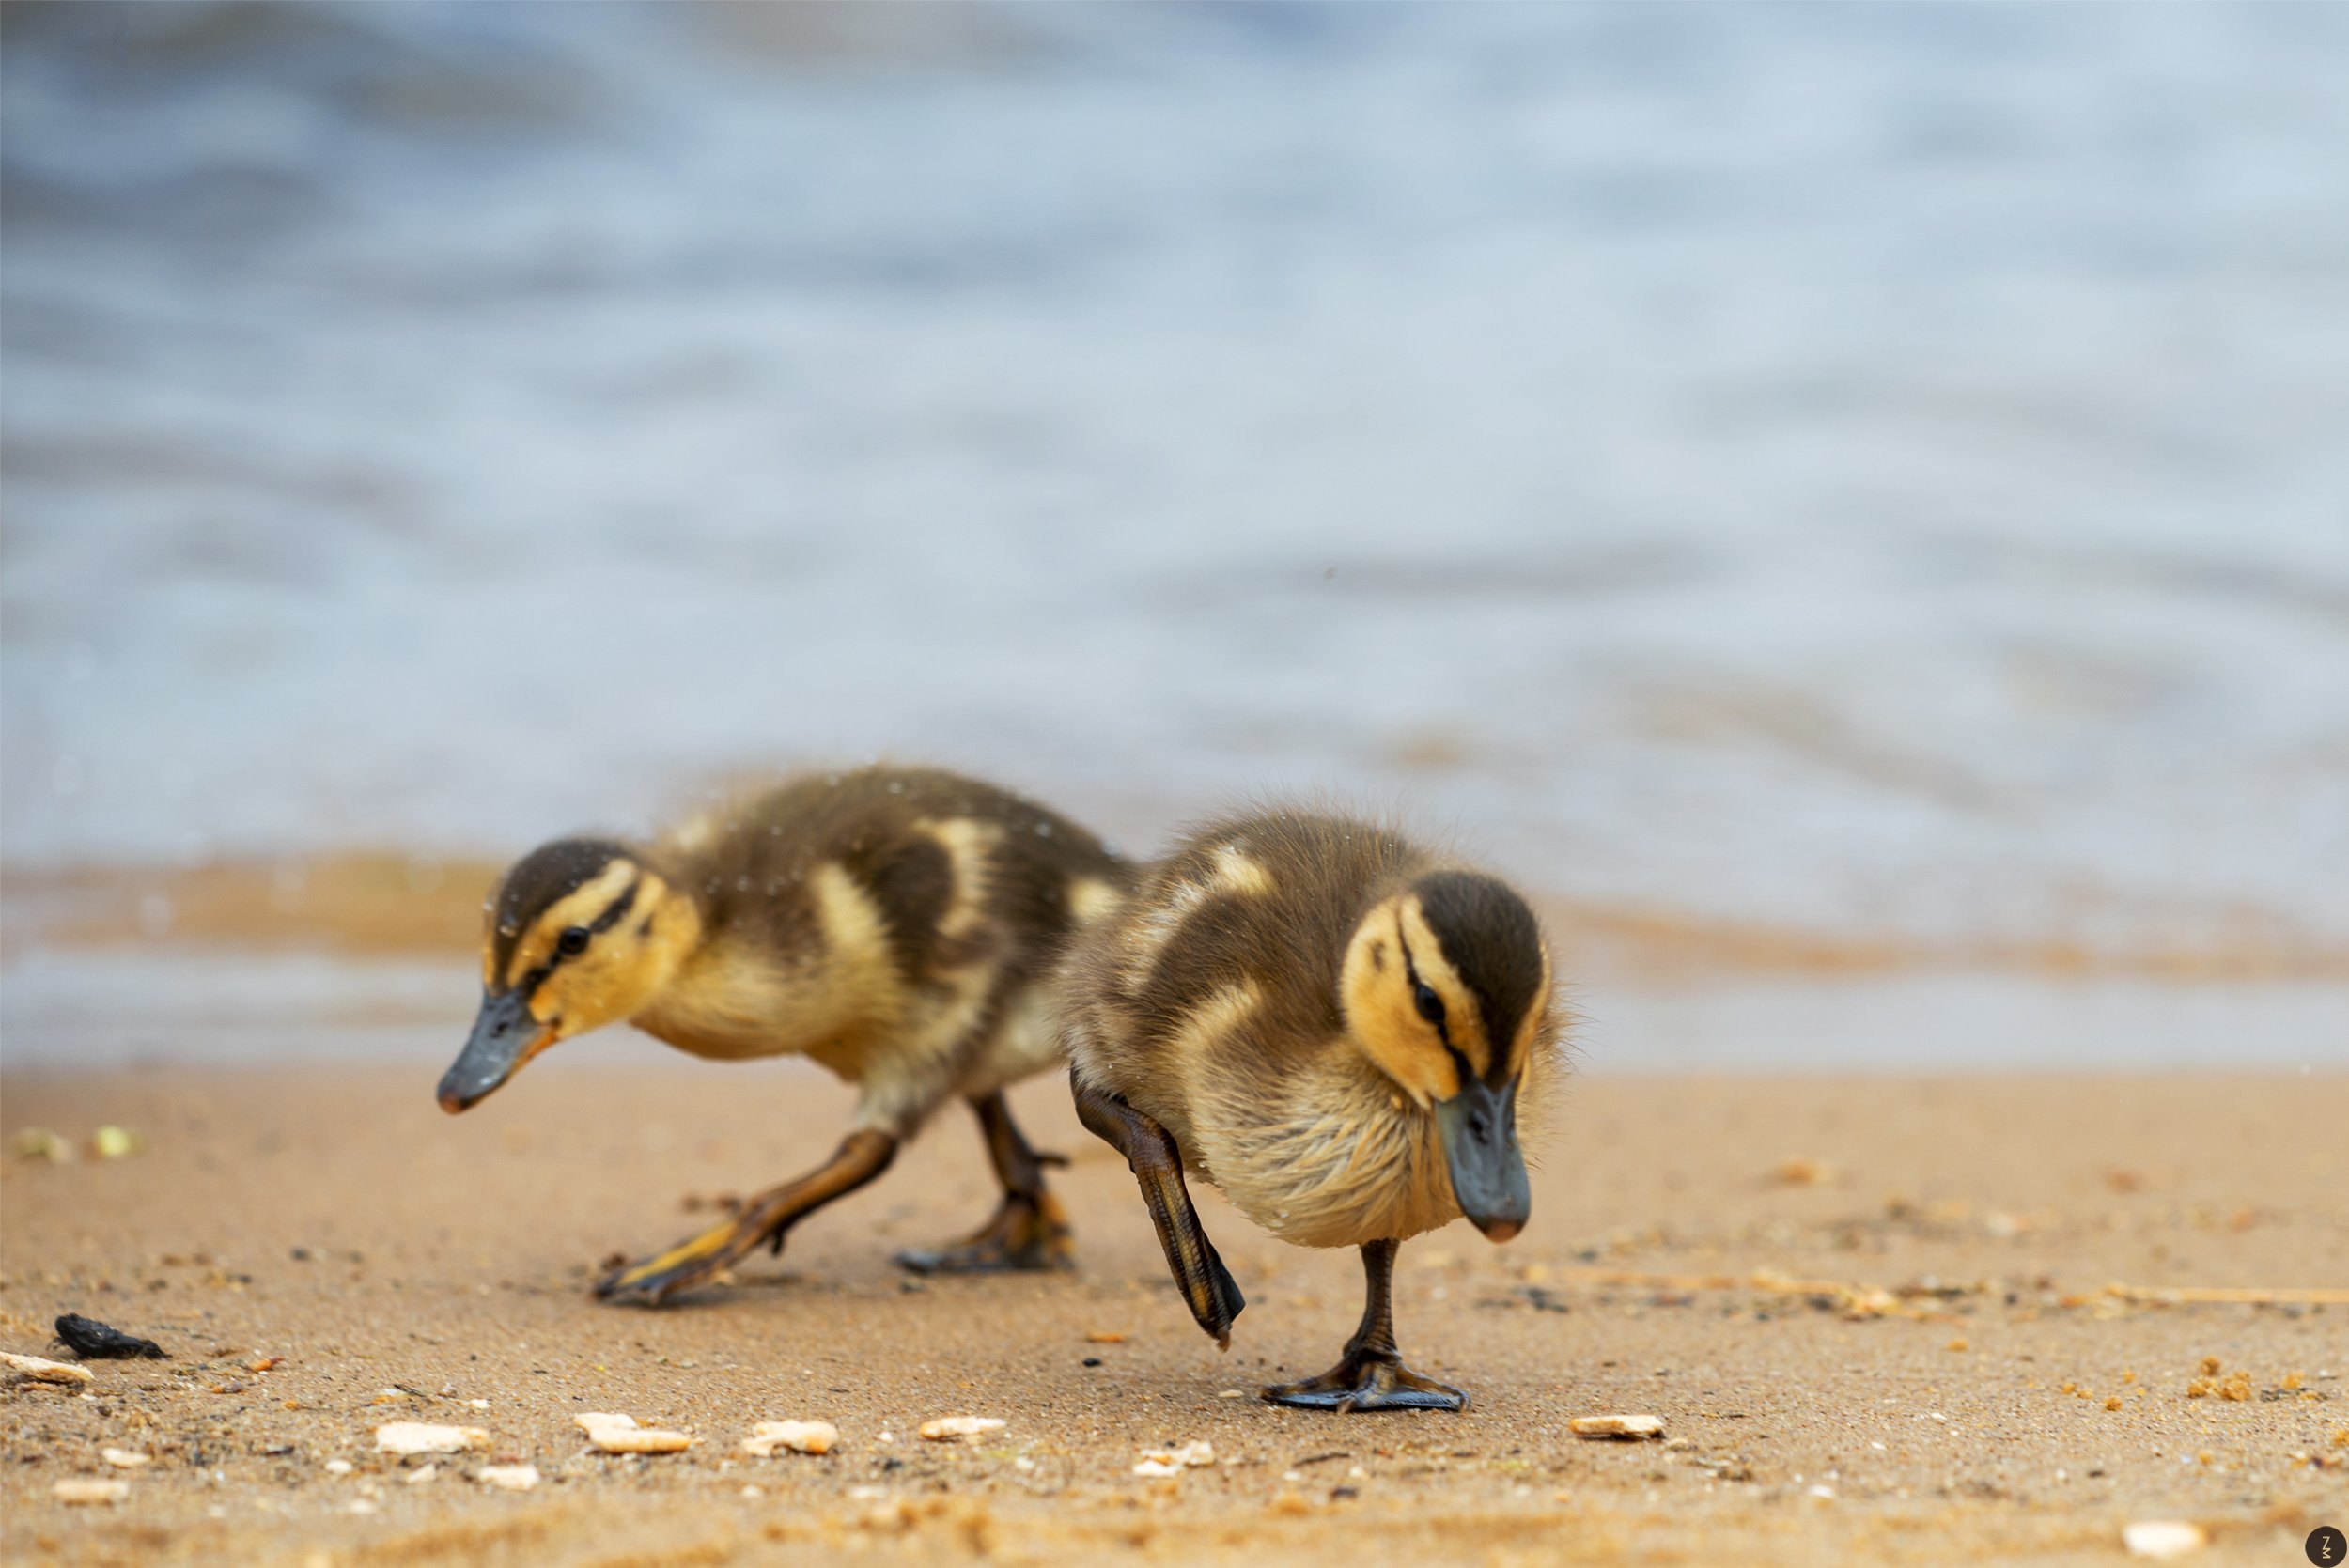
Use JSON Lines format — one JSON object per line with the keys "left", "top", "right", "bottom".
{"left": 437, "top": 989, "right": 544, "bottom": 1113}
{"left": 1433, "top": 1075, "right": 1531, "bottom": 1241}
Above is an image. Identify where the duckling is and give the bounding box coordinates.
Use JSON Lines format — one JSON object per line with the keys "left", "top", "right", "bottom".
{"left": 1060, "top": 809, "right": 1560, "bottom": 1411}
{"left": 436, "top": 765, "right": 1131, "bottom": 1304}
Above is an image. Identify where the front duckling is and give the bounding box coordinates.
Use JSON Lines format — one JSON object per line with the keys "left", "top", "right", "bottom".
{"left": 1060, "top": 810, "right": 1559, "bottom": 1411}
{"left": 436, "top": 765, "right": 1131, "bottom": 1304}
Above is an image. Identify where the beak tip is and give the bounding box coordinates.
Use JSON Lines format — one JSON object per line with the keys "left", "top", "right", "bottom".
{"left": 1475, "top": 1217, "right": 1524, "bottom": 1244}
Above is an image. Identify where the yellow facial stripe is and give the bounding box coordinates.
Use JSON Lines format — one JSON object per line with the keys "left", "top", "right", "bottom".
{"left": 1394, "top": 896, "right": 1492, "bottom": 1076}
{"left": 1339, "top": 895, "right": 1459, "bottom": 1107}
{"left": 1509, "top": 941, "right": 1554, "bottom": 1067}
{"left": 503, "top": 860, "right": 637, "bottom": 991}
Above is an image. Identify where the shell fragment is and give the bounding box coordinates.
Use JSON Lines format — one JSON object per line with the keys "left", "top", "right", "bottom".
{"left": 101, "top": 1449, "right": 151, "bottom": 1468}
{"left": 575, "top": 1411, "right": 692, "bottom": 1452}
{"left": 918, "top": 1416, "right": 1006, "bottom": 1442}
{"left": 1568, "top": 1414, "right": 1665, "bottom": 1439}
{"left": 54, "top": 1479, "right": 130, "bottom": 1504}
{"left": 373, "top": 1421, "right": 489, "bottom": 1455}
{"left": 1133, "top": 1439, "right": 1216, "bottom": 1476}
{"left": 4, "top": 1352, "right": 93, "bottom": 1384}
{"left": 741, "top": 1420, "right": 838, "bottom": 1457}
{"left": 478, "top": 1464, "right": 540, "bottom": 1491}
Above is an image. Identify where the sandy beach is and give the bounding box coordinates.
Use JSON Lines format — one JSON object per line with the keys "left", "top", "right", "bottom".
{"left": 4, "top": 1063, "right": 2340, "bottom": 1567}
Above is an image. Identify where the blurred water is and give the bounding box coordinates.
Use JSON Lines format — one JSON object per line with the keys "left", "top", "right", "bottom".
{"left": 6, "top": 2, "right": 2349, "bottom": 956}
{"left": 7, "top": 947, "right": 2342, "bottom": 1074}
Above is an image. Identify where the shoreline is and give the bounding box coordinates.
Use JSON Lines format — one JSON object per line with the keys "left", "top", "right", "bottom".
{"left": 10, "top": 855, "right": 2345, "bottom": 983}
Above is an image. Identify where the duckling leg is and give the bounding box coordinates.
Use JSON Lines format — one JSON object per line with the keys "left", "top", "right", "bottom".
{"left": 1261, "top": 1238, "right": 1468, "bottom": 1412}
{"left": 594, "top": 1129, "right": 897, "bottom": 1305}
{"left": 894, "top": 1092, "right": 1074, "bottom": 1274}
{"left": 1070, "top": 1073, "right": 1246, "bottom": 1348}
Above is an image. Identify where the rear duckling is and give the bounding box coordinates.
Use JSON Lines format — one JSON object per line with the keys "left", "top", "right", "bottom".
{"left": 437, "top": 765, "right": 1130, "bottom": 1304}
{"left": 1061, "top": 809, "right": 1559, "bottom": 1411}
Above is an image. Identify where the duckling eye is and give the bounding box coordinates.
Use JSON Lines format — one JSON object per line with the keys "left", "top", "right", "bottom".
{"left": 555, "top": 925, "right": 591, "bottom": 957}
{"left": 1412, "top": 980, "right": 1445, "bottom": 1027}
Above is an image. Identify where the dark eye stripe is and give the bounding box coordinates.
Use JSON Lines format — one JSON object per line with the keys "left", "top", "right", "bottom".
{"left": 1402, "top": 923, "right": 1497, "bottom": 1086}
{"left": 588, "top": 877, "right": 640, "bottom": 934}
{"left": 1397, "top": 934, "right": 1455, "bottom": 1051}
{"left": 518, "top": 877, "right": 640, "bottom": 997}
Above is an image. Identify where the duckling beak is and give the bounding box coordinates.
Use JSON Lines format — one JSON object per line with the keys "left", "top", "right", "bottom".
{"left": 1433, "top": 1076, "right": 1531, "bottom": 1242}
{"left": 437, "top": 989, "right": 552, "bottom": 1113}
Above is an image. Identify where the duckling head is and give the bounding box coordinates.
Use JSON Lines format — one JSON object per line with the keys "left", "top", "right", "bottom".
{"left": 437, "top": 840, "right": 701, "bottom": 1112}
{"left": 1340, "top": 870, "right": 1549, "bottom": 1241}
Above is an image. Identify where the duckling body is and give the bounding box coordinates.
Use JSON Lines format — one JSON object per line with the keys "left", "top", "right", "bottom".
{"left": 1061, "top": 809, "right": 1560, "bottom": 1410}
{"left": 437, "top": 766, "right": 1130, "bottom": 1303}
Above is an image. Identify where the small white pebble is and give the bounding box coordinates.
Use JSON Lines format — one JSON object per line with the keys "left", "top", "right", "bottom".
{"left": 2124, "top": 1522, "right": 2208, "bottom": 1559}
{"left": 1347, "top": 1466, "right": 1367, "bottom": 1480}
{"left": 477, "top": 1464, "right": 539, "bottom": 1492}
{"left": 54, "top": 1479, "right": 129, "bottom": 1505}
{"left": 348, "top": 1498, "right": 378, "bottom": 1515}
{"left": 1808, "top": 1483, "right": 1837, "bottom": 1500}
{"left": 1014, "top": 1456, "right": 1035, "bottom": 1472}
{"left": 101, "top": 1449, "right": 150, "bottom": 1469}
{"left": 404, "top": 1464, "right": 438, "bottom": 1485}
{"left": 919, "top": 1417, "right": 1005, "bottom": 1442}
{"left": 1216, "top": 1389, "right": 1246, "bottom": 1399}
{"left": 325, "top": 1460, "right": 354, "bottom": 1476}
{"left": 848, "top": 1483, "right": 886, "bottom": 1500}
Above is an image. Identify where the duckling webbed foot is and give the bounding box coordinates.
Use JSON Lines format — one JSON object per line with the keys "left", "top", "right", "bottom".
{"left": 595, "top": 1128, "right": 896, "bottom": 1305}
{"left": 1262, "top": 1352, "right": 1467, "bottom": 1413}
{"left": 896, "top": 1091, "right": 1076, "bottom": 1273}
{"left": 1262, "top": 1237, "right": 1466, "bottom": 1412}
{"left": 894, "top": 1190, "right": 1073, "bottom": 1274}
{"left": 1072, "top": 1071, "right": 1245, "bottom": 1347}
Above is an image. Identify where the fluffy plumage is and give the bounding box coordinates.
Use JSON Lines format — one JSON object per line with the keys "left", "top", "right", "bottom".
{"left": 441, "top": 765, "right": 1131, "bottom": 1302}
{"left": 1060, "top": 806, "right": 1563, "bottom": 1411}
{"left": 1063, "top": 809, "right": 1561, "bottom": 1245}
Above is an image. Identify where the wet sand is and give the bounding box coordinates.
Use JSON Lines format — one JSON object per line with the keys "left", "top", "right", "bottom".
{"left": 2, "top": 1065, "right": 2341, "bottom": 1566}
